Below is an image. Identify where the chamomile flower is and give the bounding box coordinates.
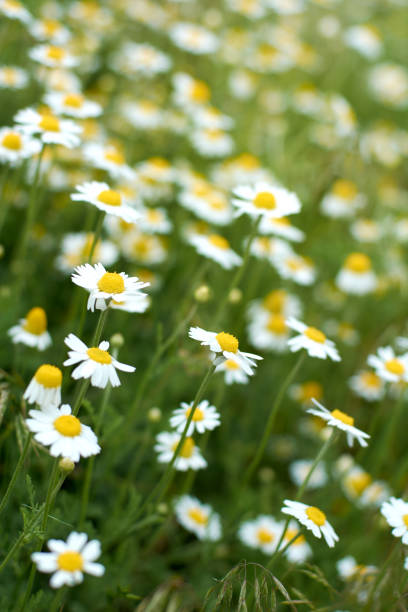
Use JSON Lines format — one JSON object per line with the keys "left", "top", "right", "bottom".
{"left": 8, "top": 307, "right": 51, "bottom": 350}
{"left": 29, "top": 45, "right": 77, "bottom": 69}
{"left": 214, "top": 358, "right": 250, "bottom": 384}
{"left": 368, "top": 63, "right": 408, "bottom": 109}
{"left": 170, "top": 22, "right": 219, "bottom": 55}
{"left": 71, "top": 263, "right": 149, "bottom": 312}
{"left": 44, "top": 91, "right": 102, "bottom": 119}
{"left": 190, "top": 128, "right": 234, "bottom": 158}
{"left": 82, "top": 143, "right": 135, "bottom": 182}
{"left": 381, "top": 497, "right": 408, "bottom": 544}
{"left": 367, "top": 346, "right": 408, "bottom": 383}
{"left": 24, "top": 364, "right": 62, "bottom": 408}
{"left": 281, "top": 500, "right": 339, "bottom": 547}
{"left": 232, "top": 182, "right": 301, "bottom": 219}
{"left": 273, "top": 253, "right": 316, "bottom": 285}
{"left": 0, "top": 66, "right": 28, "bottom": 89}
{"left": 247, "top": 313, "right": 289, "bottom": 352}
{"left": 308, "top": 399, "right": 370, "bottom": 447}
{"left": 0, "top": 127, "right": 41, "bottom": 165}
{"left": 122, "top": 231, "right": 168, "bottom": 265}
{"left": 32, "top": 532, "right": 104, "bottom": 588}
{"left": 289, "top": 460, "right": 328, "bottom": 489}
{"left": 172, "top": 73, "right": 211, "bottom": 109}
{"left": 29, "top": 18, "right": 71, "bottom": 44}
{"left": 248, "top": 289, "right": 302, "bottom": 321}
{"left": 344, "top": 24, "right": 382, "bottom": 60}
{"left": 0, "top": 0, "right": 31, "bottom": 23}
{"left": 187, "top": 233, "right": 242, "bottom": 269}
{"left": 56, "top": 232, "right": 118, "bottom": 274}
{"left": 64, "top": 334, "right": 135, "bottom": 388}
{"left": 259, "top": 216, "right": 305, "bottom": 242}
{"left": 336, "top": 253, "right": 377, "bottom": 295}
{"left": 179, "top": 183, "right": 233, "bottom": 226}
{"left": 139, "top": 207, "right": 172, "bottom": 235}
{"left": 286, "top": 318, "right": 341, "bottom": 361}
{"left": 14, "top": 108, "right": 81, "bottom": 148}
{"left": 170, "top": 400, "right": 220, "bottom": 435}
{"left": 174, "top": 495, "right": 221, "bottom": 540}
{"left": 123, "top": 100, "right": 163, "bottom": 130}
{"left": 320, "top": 180, "right": 366, "bottom": 219}
{"left": 189, "top": 327, "right": 262, "bottom": 374}
{"left": 115, "top": 42, "right": 171, "bottom": 76}
{"left": 290, "top": 380, "right": 323, "bottom": 407}
{"left": 154, "top": 432, "right": 207, "bottom": 471}
{"left": 349, "top": 370, "right": 385, "bottom": 401}
{"left": 238, "top": 516, "right": 282, "bottom": 554}
{"left": 26, "top": 403, "right": 100, "bottom": 462}
{"left": 71, "top": 182, "right": 141, "bottom": 224}
{"left": 281, "top": 521, "right": 312, "bottom": 563}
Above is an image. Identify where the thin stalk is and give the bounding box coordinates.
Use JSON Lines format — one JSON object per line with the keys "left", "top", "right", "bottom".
{"left": 242, "top": 352, "right": 305, "bottom": 486}
{"left": 212, "top": 215, "right": 261, "bottom": 327}
{"left": 365, "top": 544, "right": 401, "bottom": 610}
{"left": 372, "top": 391, "right": 406, "bottom": 476}
{"left": 0, "top": 432, "right": 32, "bottom": 517}
{"left": 88, "top": 210, "right": 105, "bottom": 264}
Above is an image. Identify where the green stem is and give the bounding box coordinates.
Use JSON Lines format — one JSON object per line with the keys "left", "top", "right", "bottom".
{"left": 0, "top": 164, "right": 11, "bottom": 233}
{"left": 242, "top": 352, "right": 305, "bottom": 486}
{"left": 372, "top": 391, "right": 406, "bottom": 476}
{"left": 88, "top": 210, "right": 105, "bottom": 264}
{"left": 0, "top": 432, "right": 32, "bottom": 517}
{"left": 212, "top": 215, "right": 261, "bottom": 327}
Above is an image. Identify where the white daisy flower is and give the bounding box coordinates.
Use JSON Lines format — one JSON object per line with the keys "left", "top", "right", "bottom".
{"left": 187, "top": 233, "right": 242, "bottom": 269}
{"left": 44, "top": 91, "right": 102, "bottom": 119}
{"left": 341, "top": 465, "right": 373, "bottom": 504}
{"left": 247, "top": 313, "right": 289, "bottom": 353}
{"left": 32, "top": 532, "right": 104, "bottom": 588}
{"left": 344, "top": 24, "right": 382, "bottom": 60}
{"left": 320, "top": 179, "right": 366, "bottom": 219}
{"left": 349, "top": 370, "right": 385, "bottom": 402}
{"left": 368, "top": 63, "right": 408, "bottom": 109}
{"left": 367, "top": 346, "right": 408, "bottom": 383}
{"left": 274, "top": 253, "right": 316, "bottom": 285}
{"left": 109, "top": 294, "right": 150, "bottom": 314}
{"left": 82, "top": 143, "right": 135, "bottom": 182}
{"left": 289, "top": 380, "right": 323, "bottom": 407}
{"left": 193, "top": 106, "right": 234, "bottom": 130}
{"left": 122, "top": 231, "right": 168, "bottom": 265}
{"left": 115, "top": 42, "right": 172, "bottom": 76}
{"left": 238, "top": 515, "right": 283, "bottom": 554}
{"left": 286, "top": 317, "right": 341, "bottom": 361}
{"left": 0, "top": 66, "right": 28, "bottom": 89}
{"left": 71, "top": 181, "right": 141, "bottom": 224}
{"left": 281, "top": 500, "right": 339, "bottom": 548}
{"left": 170, "top": 22, "right": 219, "bottom": 55}
{"left": 123, "top": 100, "right": 163, "bottom": 130}
{"left": 29, "top": 18, "right": 71, "bottom": 44}
{"left": 172, "top": 72, "right": 211, "bottom": 109}
{"left": 214, "top": 358, "right": 250, "bottom": 385}
{"left": 0, "top": 127, "right": 41, "bottom": 165}
{"left": 307, "top": 399, "right": 370, "bottom": 447}
{"left": 232, "top": 182, "right": 301, "bottom": 220}
{"left": 190, "top": 128, "right": 234, "bottom": 158}
{"left": 23, "top": 364, "right": 62, "bottom": 408}
{"left": 289, "top": 459, "right": 328, "bottom": 489}
{"left": 8, "top": 307, "right": 51, "bottom": 350}
{"left": 336, "top": 253, "right": 377, "bottom": 295}
{"left": 189, "top": 326, "right": 262, "bottom": 375}
{"left": 259, "top": 216, "right": 305, "bottom": 242}
{"left": 136, "top": 157, "right": 175, "bottom": 200}
{"left": 29, "top": 44, "right": 78, "bottom": 69}
{"left": 249, "top": 236, "right": 293, "bottom": 262}
{"left": 64, "top": 334, "right": 135, "bottom": 389}
{"left": 281, "top": 521, "right": 312, "bottom": 563}
{"left": 0, "top": 0, "right": 32, "bottom": 23}
{"left": 337, "top": 556, "right": 377, "bottom": 581}
{"left": 381, "top": 497, "right": 408, "bottom": 544}
{"left": 71, "top": 263, "right": 149, "bottom": 312}
{"left": 170, "top": 400, "right": 220, "bottom": 436}
{"left": 56, "top": 232, "right": 118, "bottom": 274}
{"left": 350, "top": 218, "right": 382, "bottom": 243}
{"left": 154, "top": 432, "right": 207, "bottom": 471}
{"left": 248, "top": 289, "right": 302, "bottom": 321}
{"left": 14, "top": 108, "right": 81, "bottom": 148}
{"left": 26, "top": 403, "right": 100, "bottom": 462}
{"left": 174, "top": 495, "right": 221, "bottom": 540}
{"left": 138, "top": 207, "right": 172, "bottom": 235}
{"left": 179, "top": 182, "right": 233, "bottom": 227}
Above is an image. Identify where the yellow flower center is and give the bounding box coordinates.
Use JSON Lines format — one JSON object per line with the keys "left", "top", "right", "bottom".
{"left": 361, "top": 371, "right": 381, "bottom": 388}
{"left": 305, "top": 506, "right": 326, "bottom": 526}
{"left": 236, "top": 153, "right": 259, "bottom": 169}
{"left": 332, "top": 179, "right": 357, "bottom": 200}
{"left": 97, "top": 272, "right": 125, "bottom": 294}
{"left": 23, "top": 307, "right": 47, "bottom": 335}
{"left": 149, "top": 156, "right": 170, "bottom": 170}
{"left": 191, "top": 80, "right": 210, "bottom": 103}
{"left": 209, "top": 195, "right": 226, "bottom": 210}
{"left": 173, "top": 437, "right": 195, "bottom": 458}
{"left": 216, "top": 332, "right": 239, "bottom": 353}
{"left": 225, "top": 359, "right": 239, "bottom": 370}
{"left": 385, "top": 359, "right": 404, "bottom": 375}
{"left": 43, "top": 19, "right": 60, "bottom": 36}
{"left": 132, "top": 237, "right": 151, "bottom": 257}
{"left": 104, "top": 150, "right": 125, "bottom": 165}
{"left": 47, "top": 46, "right": 65, "bottom": 61}
{"left": 147, "top": 209, "right": 161, "bottom": 223}
{"left": 257, "top": 528, "right": 274, "bottom": 544}
{"left": 253, "top": 191, "right": 276, "bottom": 210}
{"left": 304, "top": 327, "right": 326, "bottom": 344}
{"left": 64, "top": 93, "right": 84, "bottom": 108}
{"left": 205, "top": 128, "right": 223, "bottom": 141}
{"left": 57, "top": 551, "right": 84, "bottom": 572}
{"left": 208, "top": 234, "right": 229, "bottom": 250}
{"left": 299, "top": 381, "right": 323, "bottom": 402}
{"left": 2, "top": 131, "right": 22, "bottom": 150}
{"left": 187, "top": 507, "right": 208, "bottom": 525}
{"left": 39, "top": 114, "right": 60, "bottom": 132}
{"left": 3, "top": 67, "right": 16, "bottom": 84}
{"left": 274, "top": 217, "right": 290, "bottom": 226}
{"left": 193, "top": 182, "right": 211, "bottom": 198}
{"left": 403, "top": 515, "right": 408, "bottom": 529}
{"left": 331, "top": 409, "right": 355, "bottom": 426}
{"left": 263, "top": 290, "right": 286, "bottom": 313}
{"left": 344, "top": 253, "right": 371, "bottom": 273}
{"left": 287, "top": 257, "right": 302, "bottom": 271}
{"left": 53, "top": 414, "right": 81, "bottom": 437}
{"left": 34, "top": 364, "right": 62, "bottom": 388}
{"left": 185, "top": 407, "right": 204, "bottom": 422}
{"left": 285, "top": 528, "right": 306, "bottom": 546}
{"left": 97, "top": 189, "right": 121, "bottom": 207}
{"left": 346, "top": 472, "right": 372, "bottom": 496}
{"left": 87, "top": 347, "right": 112, "bottom": 364}
{"left": 266, "top": 313, "right": 286, "bottom": 334}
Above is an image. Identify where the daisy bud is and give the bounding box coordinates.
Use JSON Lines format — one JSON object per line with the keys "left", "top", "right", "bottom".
{"left": 228, "top": 288, "right": 242, "bottom": 303}
{"left": 59, "top": 457, "right": 75, "bottom": 473}
{"left": 110, "top": 333, "right": 124, "bottom": 349}
{"left": 157, "top": 503, "right": 168, "bottom": 515}
{"left": 194, "top": 285, "right": 211, "bottom": 302}
{"left": 148, "top": 407, "right": 162, "bottom": 422}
